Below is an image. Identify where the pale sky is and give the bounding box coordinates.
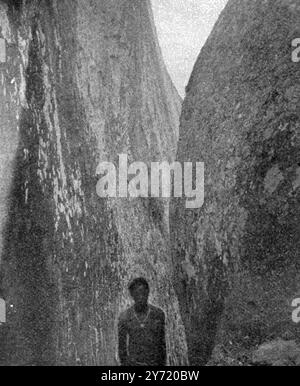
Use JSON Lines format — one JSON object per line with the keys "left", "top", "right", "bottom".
{"left": 151, "top": 0, "right": 228, "bottom": 97}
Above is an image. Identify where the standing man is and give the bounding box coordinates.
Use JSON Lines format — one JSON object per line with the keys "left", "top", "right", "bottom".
{"left": 118, "top": 277, "right": 167, "bottom": 366}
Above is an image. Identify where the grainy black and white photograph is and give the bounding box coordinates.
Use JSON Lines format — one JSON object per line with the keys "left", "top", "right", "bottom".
{"left": 0, "top": 0, "right": 299, "bottom": 371}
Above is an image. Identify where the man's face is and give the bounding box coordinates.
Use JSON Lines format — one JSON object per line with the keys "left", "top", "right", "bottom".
{"left": 131, "top": 284, "right": 149, "bottom": 309}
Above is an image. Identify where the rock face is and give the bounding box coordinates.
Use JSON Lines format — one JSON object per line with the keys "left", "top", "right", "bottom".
{"left": 0, "top": 0, "right": 187, "bottom": 365}
{"left": 252, "top": 339, "right": 300, "bottom": 366}
{"left": 170, "top": 0, "right": 300, "bottom": 365}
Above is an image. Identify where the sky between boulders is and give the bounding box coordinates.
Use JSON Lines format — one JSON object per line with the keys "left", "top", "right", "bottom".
{"left": 152, "top": 0, "right": 228, "bottom": 97}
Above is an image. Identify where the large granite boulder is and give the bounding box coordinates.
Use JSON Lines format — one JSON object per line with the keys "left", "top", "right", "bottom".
{"left": 0, "top": 0, "right": 187, "bottom": 365}
{"left": 170, "top": 0, "right": 300, "bottom": 365}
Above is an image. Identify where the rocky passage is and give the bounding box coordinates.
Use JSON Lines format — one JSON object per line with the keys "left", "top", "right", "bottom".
{"left": 170, "top": 0, "right": 300, "bottom": 365}
{"left": 0, "top": 0, "right": 187, "bottom": 365}
{"left": 1, "top": 0, "right": 299, "bottom": 367}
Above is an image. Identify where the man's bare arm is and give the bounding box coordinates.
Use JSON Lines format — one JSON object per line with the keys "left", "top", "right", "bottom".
{"left": 118, "top": 317, "right": 128, "bottom": 366}
{"left": 158, "top": 312, "right": 167, "bottom": 366}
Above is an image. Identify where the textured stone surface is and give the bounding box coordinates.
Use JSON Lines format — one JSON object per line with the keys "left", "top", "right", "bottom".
{"left": 170, "top": 0, "right": 300, "bottom": 365}
{"left": 252, "top": 339, "right": 300, "bottom": 366}
{"left": 0, "top": 0, "right": 187, "bottom": 365}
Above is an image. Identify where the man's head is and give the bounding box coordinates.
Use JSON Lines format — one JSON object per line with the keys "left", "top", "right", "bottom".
{"left": 128, "top": 277, "right": 149, "bottom": 310}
